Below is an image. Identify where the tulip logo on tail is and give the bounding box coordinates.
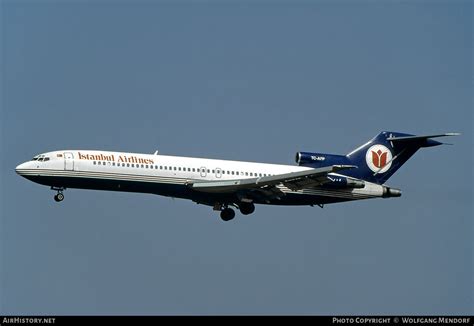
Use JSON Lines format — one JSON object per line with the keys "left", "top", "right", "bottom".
{"left": 365, "top": 145, "right": 392, "bottom": 173}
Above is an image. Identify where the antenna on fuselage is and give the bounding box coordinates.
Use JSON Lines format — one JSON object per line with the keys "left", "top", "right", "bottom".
{"left": 153, "top": 150, "right": 159, "bottom": 155}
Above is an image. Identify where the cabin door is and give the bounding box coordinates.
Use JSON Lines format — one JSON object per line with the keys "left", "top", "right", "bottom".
{"left": 64, "top": 152, "right": 74, "bottom": 171}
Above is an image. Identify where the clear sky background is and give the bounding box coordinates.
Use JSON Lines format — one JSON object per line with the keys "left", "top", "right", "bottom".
{"left": 1, "top": 0, "right": 472, "bottom": 315}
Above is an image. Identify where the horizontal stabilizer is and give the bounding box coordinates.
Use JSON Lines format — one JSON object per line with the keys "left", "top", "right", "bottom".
{"left": 386, "top": 132, "right": 460, "bottom": 148}
{"left": 387, "top": 133, "right": 460, "bottom": 141}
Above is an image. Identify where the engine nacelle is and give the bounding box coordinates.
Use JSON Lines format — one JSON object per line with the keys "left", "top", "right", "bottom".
{"left": 295, "top": 152, "right": 327, "bottom": 165}
{"left": 295, "top": 152, "right": 363, "bottom": 188}
{"left": 324, "top": 176, "right": 365, "bottom": 189}
{"left": 295, "top": 151, "right": 351, "bottom": 167}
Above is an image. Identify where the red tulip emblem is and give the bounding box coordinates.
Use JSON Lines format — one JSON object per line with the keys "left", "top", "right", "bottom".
{"left": 372, "top": 149, "right": 388, "bottom": 169}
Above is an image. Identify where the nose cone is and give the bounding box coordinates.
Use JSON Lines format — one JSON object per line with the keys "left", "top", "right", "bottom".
{"left": 15, "top": 162, "right": 30, "bottom": 176}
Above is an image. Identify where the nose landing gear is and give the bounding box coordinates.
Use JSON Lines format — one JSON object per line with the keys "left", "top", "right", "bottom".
{"left": 52, "top": 187, "right": 65, "bottom": 202}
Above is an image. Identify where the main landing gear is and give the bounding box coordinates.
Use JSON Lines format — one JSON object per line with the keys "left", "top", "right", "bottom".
{"left": 239, "top": 202, "right": 255, "bottom": 215}
{"left": 220, "top": 208, "right": 235, "bottom": 221}
{"left": 52, "top": 187, "right": 65, "bottom": 202}
{"left": 214, "top": 202, "right": 256, "bottom": 221}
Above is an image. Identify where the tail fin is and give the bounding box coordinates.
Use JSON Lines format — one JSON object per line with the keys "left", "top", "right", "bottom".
{"left": 296, "top": 131, "right": 459, "bottom": 184}
{"left": 343, "top": 131, "right": 459, "bottom": 184}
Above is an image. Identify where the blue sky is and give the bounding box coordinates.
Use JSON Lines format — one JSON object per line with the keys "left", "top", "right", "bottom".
{"left": 1, "top": 0, "right": 472, "bottom": 315}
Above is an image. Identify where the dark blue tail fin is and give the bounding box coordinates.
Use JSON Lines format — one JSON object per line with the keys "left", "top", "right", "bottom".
{"left": 296, "top": 131, "right": 458, "bottom": 184}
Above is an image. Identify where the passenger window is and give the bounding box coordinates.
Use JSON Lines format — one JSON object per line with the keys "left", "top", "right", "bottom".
{"left": 173, "top": 167, "right": 176, "bottom": 171}
{"left": 122, "top": 163, "right": 125, "bottom": 167}
{"left": 192, "top": 168, "right": 195, "bottom": 172}
{"left": 207, "top": 169, "right": 210, "bottom": 173}
{"left": 231, "top": 171, "right": 234, "bottom": 175}
{"left": 178, "top": 167, "right": 181, "bottom": 171}
{"left": 93, "top": 161, "right": 96, "bottom": 165}
{"left": 245, "top": 172, "right": 248, "bottom": 176}
{"left": 127, "top": 163, "right": 130, "bottom": 167}
{"left": 132, "top": 164, "right": 135, "bottom": 167}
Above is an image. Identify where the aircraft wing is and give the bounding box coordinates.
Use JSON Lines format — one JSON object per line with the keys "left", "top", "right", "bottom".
{"left": 188, "top": 165, "right": 357, "bottom": 197}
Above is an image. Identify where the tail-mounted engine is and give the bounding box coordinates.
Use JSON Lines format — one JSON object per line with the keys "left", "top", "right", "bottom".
{"left": 295, "top": 151, "right": 351, "bottom": 168}
{"left": 295, "top": 152, "right": 364, "bottom": 189}
{"left": 324, "top": 175, "right": 365, "bottom": 189}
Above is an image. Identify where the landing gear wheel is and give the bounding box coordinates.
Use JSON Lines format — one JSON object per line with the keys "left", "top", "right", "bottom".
{"left": 239, "top": 203, "right": 255, "bottom": 215}
{"left": 220, "top": 208, "right": 235, "bottom": 221}
{"left": 54, "top": 193, "right": 64, "bottom": 202}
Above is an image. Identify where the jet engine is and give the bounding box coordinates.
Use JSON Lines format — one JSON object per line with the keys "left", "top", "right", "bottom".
{"left": 324, "top": 176, "right": 365, "bottom": 189}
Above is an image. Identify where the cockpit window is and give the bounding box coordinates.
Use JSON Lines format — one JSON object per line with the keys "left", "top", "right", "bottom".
{"left": 32, "top": 155, "right": 49, "bottom": 162}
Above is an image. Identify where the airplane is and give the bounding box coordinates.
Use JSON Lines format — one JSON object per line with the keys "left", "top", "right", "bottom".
{"left": 15, "top": 131, "right": 459, "bottom": 221}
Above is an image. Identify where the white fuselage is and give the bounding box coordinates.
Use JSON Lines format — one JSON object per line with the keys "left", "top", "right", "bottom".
{"left": 15, "top": 150, "right": 385, "bottom": 209}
